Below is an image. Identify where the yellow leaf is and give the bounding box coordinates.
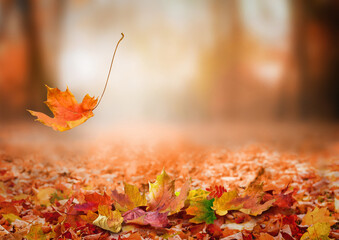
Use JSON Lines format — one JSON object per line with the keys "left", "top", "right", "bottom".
{"left": 122, "top": 224, "right": 137, "bottom": 233}
{"left": 302, "top": 207, "right": 336, "bottom": 226}
{"left": 98, "top": 205, "right": 112, "bottom": 217}
{"left": 112, "top": 183, "right": 147, "bottom": 212}
{"left": 124, "top": 183, "right": 147, "bottom": 209}
{"left": 217, "top": 183, "right": 275, "bottom": 216}
{"left": 13, "top": 194, "right": 30, "bottom": 200}
{"left": 148, "top": 170, "right": 174, "bottom": 204}
{"left": 187, "top": 189, "right": 210, "bottom": 202}
{"left": 36, "top": 187, "right": 57, "bottom": 206}
{"left": 212, "top": 190, "right": 241, "bottom": 216}
{"left": 26, "top": 224, "right": 47, "bottom": 240}
{"left": 93, "top": 209, "right": 123, "bottom": 233}
{"left": 2, "top": 213, "right": 21, "bottom": 224}
{"left": 300, "top": 222, "right": 331, "bottom": 240}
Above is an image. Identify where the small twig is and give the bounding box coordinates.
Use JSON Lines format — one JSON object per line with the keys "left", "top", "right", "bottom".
{"left": 93, "top": 33, "right": 124, "bottom": 110}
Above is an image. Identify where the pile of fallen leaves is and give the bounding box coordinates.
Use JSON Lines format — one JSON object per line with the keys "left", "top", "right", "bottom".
{"left": 0, "top": 143, "right": 338, "bottom": 240}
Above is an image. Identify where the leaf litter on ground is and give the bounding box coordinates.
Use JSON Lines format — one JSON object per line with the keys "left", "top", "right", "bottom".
{"left": 0, "top": 132, "right": 338, "bottom": 239}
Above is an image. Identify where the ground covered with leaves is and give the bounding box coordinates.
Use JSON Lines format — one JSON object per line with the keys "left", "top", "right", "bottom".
{"left": 0, "top": 124, "right": 338, "bottom": 239}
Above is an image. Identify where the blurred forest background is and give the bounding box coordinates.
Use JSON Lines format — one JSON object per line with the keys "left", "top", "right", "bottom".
{"left": 0, "top": 0, "right": 338, "bottom": 127}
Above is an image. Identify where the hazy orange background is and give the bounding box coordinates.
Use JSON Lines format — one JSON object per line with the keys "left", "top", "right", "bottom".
{"left": 0, "top": 0, "right": 338, "bottom": 132}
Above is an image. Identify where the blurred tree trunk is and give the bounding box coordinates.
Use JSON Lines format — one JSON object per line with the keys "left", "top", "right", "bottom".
{"left": 291, "top": 0, "right": 339, "bottom": 120}
{"left": 197, "top": 0, "right": 243, "bottom": 121}
{"left": 0, "top": 0, "right": 65, "bottom": 121}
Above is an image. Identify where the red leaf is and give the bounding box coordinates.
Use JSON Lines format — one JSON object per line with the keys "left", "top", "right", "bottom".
{"left": 283, "top": 215, "right": 304, "bottom": 239}
{"left": 73, "top": 202, "right": 98, "bottom": 213}
{"left": 123, "top": 207, "right": 169, "bottom": 228}
{"left": 206, "top": 224, "right": 223, "bottom": 238}
{"left": 206, "top": 185, "right": 227, "bottom": 198}
{"left": 273, "top": 192, "right": 295, "bottom": 209}
{"left": 84, "top": 192, "right": 112, "bottom": 207}
{"left": 42, "top": 212, "right": 61, "bottom": 224}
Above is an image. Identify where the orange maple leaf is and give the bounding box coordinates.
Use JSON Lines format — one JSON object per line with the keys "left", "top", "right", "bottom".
{"left": 28, "top": 33, "right": 124, "bottom": 132}
{"left": 28, "top": 86, "right": 97, "bottom": 132}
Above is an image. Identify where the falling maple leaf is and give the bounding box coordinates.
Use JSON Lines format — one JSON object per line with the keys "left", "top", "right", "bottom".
{"left": 147, "top": 170, "right": 190, "bottom": 214}
{"left": 186, "top": 199, "right": 216, "bottom": 224}
{"left": 28, "top": 86, "right": 98, "bottom": 132}
{"left": 28, "top": 33, "right": 124, "bottom": 132}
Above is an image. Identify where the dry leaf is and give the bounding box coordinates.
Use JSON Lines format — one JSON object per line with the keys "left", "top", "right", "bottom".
{"left": 111, "top": 183, "right": 147, "bottom": 212}
{"left": 147, "top": 170, "right": 190, "bottom": 214}
{"left": 300, "top": 222, "right": 331, "bottom": 240}
{"left": 212, "top": 190, "right": 241, "bottom": 216}
{"left": 301, "top": 207, "right": 336, "bottom": 226}
{"left": 92, "top": 205, "right": 123, "bottom": 233}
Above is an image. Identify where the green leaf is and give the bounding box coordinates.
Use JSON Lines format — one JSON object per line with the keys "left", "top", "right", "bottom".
{"left": 186, "top": 199, "right": 216, "bottom": 224}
